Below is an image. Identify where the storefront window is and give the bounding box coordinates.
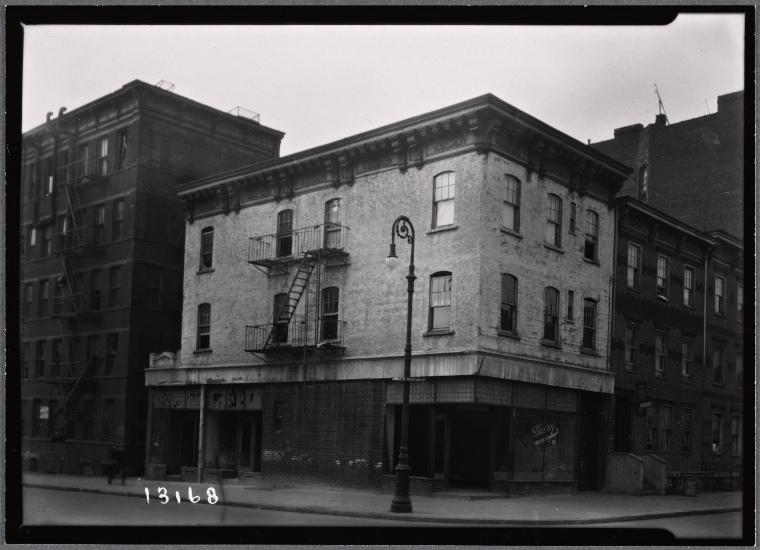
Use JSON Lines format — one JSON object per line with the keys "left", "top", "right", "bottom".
{"left": 511, "top": 408, "right": 576, "bottom": 482}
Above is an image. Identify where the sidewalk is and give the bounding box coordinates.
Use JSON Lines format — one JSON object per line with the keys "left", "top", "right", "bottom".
{"left": 22, "top": 472, "right": 742, "bottom": 525}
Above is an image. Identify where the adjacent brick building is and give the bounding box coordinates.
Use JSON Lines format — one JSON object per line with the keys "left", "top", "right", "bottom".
{"left": 591, "top": 90, "right": 744, "bottom": 238}
{"left": 145, "top": 94, "right": 631, "bottom": 494}
{"left": 20, "top": 81, "right": 283, "bottom": 476}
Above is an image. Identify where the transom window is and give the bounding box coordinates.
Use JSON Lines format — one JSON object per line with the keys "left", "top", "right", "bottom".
{"left": 627, "top": 243, "right": 641, "bottom": 288}
{"left": 582, "top": 299, "right": 596, "bottom": 351}
{"left": 683, "top": 266, "right": 695, "bottom": 307}
{"left": 429, "top": 272, "right": 452, "bottom": 330}
{"left": 656, "top": 255, "right": 669, "bottom": 298}
{"left": 543, "top": 287, "right": 559, "bottom": 343}
{"left": 714, "top": 275, "right": 725, "bottom": 315}
{"left": 584, "top": 211, "right": 599, "bottom": 261}
{"left": 545, "top": 195, "right": 562, "bottom": 248}
{"left": 200, "top": 227, "right": 214, "bottom": 269}
{"left": 197, "top": 304, "right": 211, "bottom": 349}
{"left": 502, "top": 176, "right": 520, "bottom": 232}
{"left": 433, "top": 172, "right": 455, "bottom": 228}
{"left": 500, "top": 274, "right": 517, "bottom": 333}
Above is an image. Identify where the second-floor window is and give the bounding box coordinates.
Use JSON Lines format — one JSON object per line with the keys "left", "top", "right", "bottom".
{"left": 112, "top": 199, "right": 124, "bottom": 240}
{"left": 53, "top": 279, "right": 63, "bottom": 315}
{"left": 57, "top": 215, "right": 67, "bottom": 251}
{"left": 38, "top": 279, "right": 49, "bottom": 318}
{"left": 545, "top": 195, "right": 562, "bottom": 248}
{"left": 731, "top": 415, "right": 741, "bottom": 455}
{"left": 98, "top": 137, "right": 109, "bottom": 176}
{"left": 646, "top": 405, "right": 658, "bottom": 451}
{"left": 681, "top": 408, "right": 692, "bottom": 453}
{"left": 582, "top": 299, "right": 597, "bottom": 351}
{"left": 200, "top": 227, "right": 214, "bottom": 270}
{"left": 584, "top": 211, "right": 599, "bottom": 262}
{"left": 502, "top": 176, "right": 520, "bottom": 232}
{"left": 117, "top": 130, "right": 128, "bottom": 171}
{"left": 321, "top": 287, "right": 339, "bottom": 340}
{"left": 627, "top": 243, "right": 641, "bottom": 288}
{"left": 90, "top": 270, "right": 102, "bottom": 310}
{"left": 683, "top": 265, "right": 695, "bottom": 307}
{"left": 109, "top": 266, "right": 122, "bottom": 308}
{"left": 94, "top": 204, "right": 106, "bottom": 246}
{"left": 197, "top": 304, "right": 211, "bottom": 349}
{"left": 23, "top": 283, "right": 33, "bottom": 319}
{"left": 324, "top": 199, "right": 342, "bottom": 249}
{"left": 429, "top": 272, "right": 452, "bottom": 330}
{"left": 625, "top": 323, "right": 638, "bottom": 370}
{"left": 712, "top": 343, "right": 724, "bottom": 385}
{"left": 682, "top": 338, "right": 693, "bottom": 380}
{"left": 711, "top": 412, "right": 722, "bottom": 454}
{"left": 36, "top": 341, "right": 46, "bottom": 378}
{"left": 41, "top": 226, "right": 52, "bottom": 258}
{"left": 656, "top": 255, "right": 669, "bottom": 298}
{"left": 543, "top": 287, "right": 559, "bottom": 343}
{"left": 433, "top": 172, "right": 455, "bottom": 228}
{"left": 273, "top": 294, "right": 289, "bottom": 343}
{"left": 714, "top": 275, "right": 725, "bottom": 315}
{"left": 659, "top": 406, "right": 673, "bottom": 451}
{"left": 655, "top": 331, "right": 667, "bottom": 377}
{"left": 276, "top": 210, "right": 293, "bottom": 257}
{"left": 500, "top": 274, "right": 517, "bottom": 333}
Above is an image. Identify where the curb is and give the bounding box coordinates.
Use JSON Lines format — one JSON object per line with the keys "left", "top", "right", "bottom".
{"left": 23, "top": 483, "right": 742, "bottom": 526}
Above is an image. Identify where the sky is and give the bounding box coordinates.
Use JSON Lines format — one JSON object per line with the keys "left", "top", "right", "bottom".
{"left": 21, "top": 15, "right": 745, "bottom": 156}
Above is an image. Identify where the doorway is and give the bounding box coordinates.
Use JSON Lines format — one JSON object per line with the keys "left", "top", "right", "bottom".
{"left": 578, "top": 393, "right": 602, "bottom": 491}
{"left": 237, "top": 413, "right": 263, "bottom": 474}
{"left": 447, "top": 407, "right": 492, "bottom": 488}
{"left": 614, "top": 393, "right": 632, "bottom": 452}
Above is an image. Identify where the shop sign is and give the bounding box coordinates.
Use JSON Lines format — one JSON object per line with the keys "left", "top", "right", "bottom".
{"left": 532, "top": 422, "right": 558, "bottom": 446}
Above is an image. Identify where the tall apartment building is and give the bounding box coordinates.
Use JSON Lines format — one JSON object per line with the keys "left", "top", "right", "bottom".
{"left": 20, "top": 80, "right": 284, "bottom": 476}
{"left": 145, "top": 94, "right": 631, "bottom": 494}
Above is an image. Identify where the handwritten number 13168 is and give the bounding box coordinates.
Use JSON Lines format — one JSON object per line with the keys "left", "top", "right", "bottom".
{"left": 145, "top": 487, "right": 218, "bottom": 504}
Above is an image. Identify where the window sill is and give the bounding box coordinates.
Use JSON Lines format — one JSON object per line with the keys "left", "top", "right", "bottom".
{"left": 543, "top": 243, "right": 564, "bottom": 254}
{"left": 712, "top": 382, "right": 725, "bottom": 387}
{"left": 423, "top": 330, "right": 455, "bottom": 337}
{"left": 624, "top": 366, "right": 637, "bottom": 373}
{"left": 582, "top": 256, "right": 600, "bottom": 266}
{"left": 540, "top": 339, "right": 562, "bottom": 349}
{"left": 499, "top": 227, "right": 522, "bottom": 239}
{"left": 563, "top": 319, "right": 575, "bottom": 325}
{"left": 193, "top": 348, "right": 213, "bottom": 355}
{"left": 427, "top": 225, "right": 458, "bottom": 235}
{"left": 580, "top": 348, "right": 600, "bottom": 356}
{"left": 656, "top": 295, "right": 670, "bottom": 303}
{"left": 714, "top": 312, "right": 726, "bottom": 318}
{"left": 683, "top": 303, "right": 695, "bottom": 310}
{"left": 497, "top": 330, "right": 521, "bottom": 340}
{"left": 197, "top": 268, "right": 215, "bottom": 275}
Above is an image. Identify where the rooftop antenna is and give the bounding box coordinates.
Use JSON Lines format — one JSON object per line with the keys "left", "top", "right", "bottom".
{"left": 704, "top": 99, "right": 711, "bottom": 115}
{"left": 653, "top": 84, "right": 669, "bottom": 124}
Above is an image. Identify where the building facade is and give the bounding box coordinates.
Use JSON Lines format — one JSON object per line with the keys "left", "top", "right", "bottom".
{"left": 20, "top": 80, "right": 283, "bottom": 476}
{"left": 145, "top": 94, "right": 631, "bottom": 494}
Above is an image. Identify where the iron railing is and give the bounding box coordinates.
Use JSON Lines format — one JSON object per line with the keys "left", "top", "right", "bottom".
{"left": 245, "top": 318, "right": 347, "bottom": 352}
{"left": 248, "top": 223, "right": 349, "bottom": 263}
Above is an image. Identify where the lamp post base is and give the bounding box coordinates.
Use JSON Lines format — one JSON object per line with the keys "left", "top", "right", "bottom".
{"left": 390, "top": 497, "right": 413, "bottom": 514}
{"left": 390, "top": 462, "right": 412, "bottom": 513}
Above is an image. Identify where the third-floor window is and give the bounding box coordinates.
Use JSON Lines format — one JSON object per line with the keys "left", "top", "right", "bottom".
{"left": 545, "top": 195, "right": 562, "bottom": 248}
{"left": 683, "top": 265, "right": 695, "bottom": 307}
{"left": 543, "top": 287, "right": 559, "bottom": 343}
{"left": 714, "top": 275, "right": 725, "bottom": 315}
{"left": 112, "top": 199, "right": 124, "bottom": 240}
{"left": 276, "top": 210, "right": 293, "bottom": 257}
{"left": 433, "top": 172, "right": 455, "bottom": 228}
{"left": 502, "top": 176, "right": 520, "bottom": 232}
{"left": 627, "top": 242, "right": 641, "bottom": 288}
{"left": 656, "top": 255, "right": 669, "bottom": 299}
{"left": 584, "top": 211, "right": 599, "bottom": 262}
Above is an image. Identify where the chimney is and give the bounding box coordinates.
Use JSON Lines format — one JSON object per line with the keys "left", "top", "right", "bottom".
{"left": 654, "top": 114, "right": 667, "bottom": 127}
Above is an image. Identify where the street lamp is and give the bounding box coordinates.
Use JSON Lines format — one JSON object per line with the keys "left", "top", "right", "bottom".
{"left": 385, "top": 215, "right": 415, "bottom": 513}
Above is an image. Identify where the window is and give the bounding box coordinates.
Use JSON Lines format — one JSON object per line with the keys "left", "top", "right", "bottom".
{"left": 105, "top": 334, "right": 118, "bottom": 375}
{"left": 145, "top": 265, "right": 162, "bottom": 307}
{"left": 736, "top": 351, "right": 743, "bottom": 389}
{"left": 543, "top": 287, "right": 559, "bottom": 343}
{"left": 711, "top": 412, "right": 722, "bottom": 454}
{"left": 78, "top": 143, "right": 89, "bottom": 177}
{"left": 500, "top": 274, "right": 517, "bottom": 333}
{"left": 98, "top": 137, "right": 108, "bottom": 176}
{"left": 90, "top": 270, "right": 102, "bottom": 310}
{"left": 23, "top": 283, "right": 33, "bottom": 319}
{"left": 102, "top": 399, "right": 114, "bottom": 441}
{"left": 713, "top": 343, "right": 724, "bottom": 385}
{"left": 35, "top": 341, "right": 46, "bottom": 378}
{"left": 52, "top": 339, "right": 64, "bottom": 377}
{"left": 41, "top": 226, "right": 52, "bottom": 258}
{"left": 38, "top": 279, "right": 49, "bottom": 318}
{"left": 681, "top": 408, "right": 692, "bottom": 453}
{"left": 22, "top": 343, "right": 30, "bottom": 379}
{"left": 584, "top": 211, "right": 599, "bottom": 261}
{"left": 32, "top": 399, "right": 42, "bottom": 438}
{"left": 639, "top": 165, "right": 648, "bottom": 201}
{"left": 569, "top": 202, "right": 577, "bottom": 234}
{"left": 626, "top": 243, "right": 641, "bottom": 288}
{"left": 714, "top": 275, "right": 725, "bottom": 315}
{"left": 94, "top": 203, "right": 106, "bottom": 245}
{"left": 731, "top": 415, "right": 741, "bottom": 455}
{"left": 433, "top": 172, "right": 455, "bottom": 228}
{"left": 53, "top": 278, "right": 63, "bottom": 315}
{"left": 502, "top": 176, "right": 520, "bottom": 232}
{"left": 545, "top": 194, "right": 562, "bottom": 247}
{"left": 273, "top": 294, "right": 289, "bottom": 343}
{"left": 28, "top": 226, "right": 37, "bottom": 255}
{"left": 646, "top": 405, "right": 658, "bottom": 451}
{"left": 321, "top": 287, "right": 339, "bottom": 340}
{"left": 324, "top": 199, "right": 342, "bottom": 248}
{"left": 429, "top": 272, "right": 452, "bottom": 330}
{"left": 659, "top": 406, "right": 672, "bottom": 451}
{"left": 737, "top": 285, "right": 743, "bottom": 321}
{"left": 582, "top": 299, "right": 597, "bottom": 351}
{"left": 200, "top": 227, "right": 214, "bottom": 269}
{"left": 683, "top": 266, "right": 695, "bottom": 307}
{"left": 44, "top": 156, "right": 54, "bottom": 194}
{"left": 655, "top": 331, "right": 667, "bottom": 377}
{"left": 197, "top": 304, "right": 211, "bottom": 349}
{"left": 656, "top": 255, "right": 669, "bottom": 298}
{"left": 276, "top": 210, "right": 293, "bottom": 257}
{"left": 273, "top": 401, "right": 282, "bottom": 433}
{"left": 109, "top": 266, "right": 122, "bottom": 308}
{"left": 87, "top": 335, "right": 99, "bottom": 366}
{"left": 82, "top": 400, "right": 95, "bottom": 440}
{"left": 625, "top": 323, "right": 638, "bottom": 370}
{"left": 57, "top": 214, "right": 67, "bottom": 251}
{"left": 681, "top": 338, "right": 693, "bottom": 380}
{"left": 112, "top": 199, "right": 124, "bottom": 240}
{"left": 566, "top": 290, "right": 574, "bottom": 322}
{"left": 117, "top": 130, "right": 128, "bottom": 171}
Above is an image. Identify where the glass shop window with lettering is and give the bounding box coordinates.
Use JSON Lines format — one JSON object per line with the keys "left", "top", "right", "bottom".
{"left": 511, "top": 408, "right": 576, "bottom": 482}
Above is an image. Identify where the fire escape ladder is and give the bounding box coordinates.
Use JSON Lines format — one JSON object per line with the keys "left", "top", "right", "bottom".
{"left": 264, "top": 252, "right": 318, "bottom": 348}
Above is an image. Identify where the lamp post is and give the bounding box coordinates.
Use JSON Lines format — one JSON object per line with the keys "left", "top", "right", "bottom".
{"left": 385, "top": 215, "right": 415, "bottom": 513}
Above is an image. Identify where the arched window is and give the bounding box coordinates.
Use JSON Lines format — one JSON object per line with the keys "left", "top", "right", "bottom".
{"left": 582, "top": 299, "right": 597, "bottom": 351}
{"left": 200, "top": 227, "right": 214, "bottom": 270}
{"left": 321, "top": 287, "right": 340, "bottom": 340}
{"left": 433, "top": 172, "right": 455, "bottom": 228}
{"left": 429, "top": 272, "right": 452, "bottom": 330}
{"left": 197, "top": 303, "right": 211, "bottom": 349}
{"left": 502, "top": 176, "right": 520, "bottom": 232}
{"left": 584, "top": 210, "right": 599, "bottom": 262}
{"left": 324, "top": 199, "right": 342, "bottom": 249}
{"left": 500, "top": 274, "right": 518, "bottom": 333}
{"left": 276, "top": 210, "right": 293, "bottom": 257}
{"left": 545, "top": 194, "right": 562, "bottom": 248}
{"left": 543, "top": 287, "right": 559, "bottom": 343}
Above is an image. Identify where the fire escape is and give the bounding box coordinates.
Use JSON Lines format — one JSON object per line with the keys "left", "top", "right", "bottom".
{"left": 244, "top": 222, "right": 350, "bottom": 380}
{"left": 47, "top": 150, "right": 105, "bottom": 440}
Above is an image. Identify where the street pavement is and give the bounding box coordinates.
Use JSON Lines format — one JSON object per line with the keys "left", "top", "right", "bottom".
{"left": 20, "top": 471, "right": 743, "bottom": 526}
